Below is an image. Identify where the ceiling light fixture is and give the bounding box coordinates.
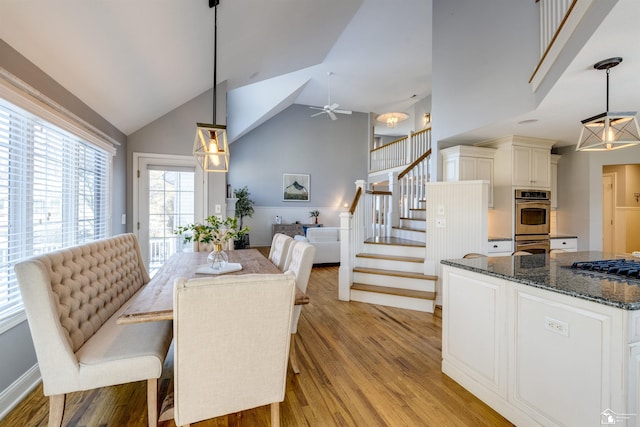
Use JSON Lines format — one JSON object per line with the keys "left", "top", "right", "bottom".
{"left": 193, "top": 0, "right": 229, "bottom": 172}
{"left": 576, "top": 57, "right": 640, "bottom": 152}
{"left": 376, "top": 112, "right": 409, "bottom": 129}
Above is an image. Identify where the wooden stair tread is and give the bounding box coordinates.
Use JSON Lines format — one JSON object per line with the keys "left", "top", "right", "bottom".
{"left": 353, "top": 266, "right": 437, "bottom": 281}
{"left": 363, "top": 237, "right": 425, "bottom": 247}
{"left": 409, "top": 207, "right": 426, "bottom": 211}
{"left": 392, "top": 226, "right": 425, "bottom": 233}
{"left": 352, "top": 283, "right": 436, "bottom": 300}
{"left": 356, "top": 253, "right": 424, "bottom": 263}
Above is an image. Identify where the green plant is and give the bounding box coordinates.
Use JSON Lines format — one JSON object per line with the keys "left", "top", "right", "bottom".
{"left": 174, "top": 215, "right": 248, "bottom": 245}
{"left": 309, "top": 209, "right": 320, "bottom": 219}
{"left": 233, "top": 186, "right": 255, "bottom": 231}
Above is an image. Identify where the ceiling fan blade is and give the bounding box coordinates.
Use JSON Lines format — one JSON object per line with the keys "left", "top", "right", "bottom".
{"left": 310, "top": 111, "right": 326, "bottom": 118}
{"left": 328, "top": 111, "right": 337, "bottom": 121}
{"left": 334, "top": 109, "right": 352, "bottom": 115}
{"left": 309, "top": 106, "right": 324, "bottom": 111}
{"left": 328, "top": 103, "right": 340, "bottom": 111}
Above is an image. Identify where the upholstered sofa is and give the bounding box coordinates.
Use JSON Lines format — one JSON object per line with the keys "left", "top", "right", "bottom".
{"left": 296, "top": 226, "right": 340, "bottom": 264}
{"left": 14, "top": 233, "right": 173, "bottom": 427}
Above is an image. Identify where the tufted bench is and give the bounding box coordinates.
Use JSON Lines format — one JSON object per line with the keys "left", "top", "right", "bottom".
{"left": 14, "top": 233, "right": 172, "bottom": 427}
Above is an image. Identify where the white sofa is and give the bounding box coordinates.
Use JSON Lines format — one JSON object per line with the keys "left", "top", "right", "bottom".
{"left": 297, "top": 226, "right": 340, "bottom": 264}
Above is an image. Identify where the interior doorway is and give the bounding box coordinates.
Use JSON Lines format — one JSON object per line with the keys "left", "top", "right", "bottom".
{"left": 602, "top": 164, "right": 640, "bottom": 255}
{"left": 602, "top": 173, "right": 615, "bottom": 253}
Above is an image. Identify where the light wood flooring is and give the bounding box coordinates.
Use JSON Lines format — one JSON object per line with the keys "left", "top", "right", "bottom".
{"left": 0, "top": 264, "right": 513, "bottom": 427}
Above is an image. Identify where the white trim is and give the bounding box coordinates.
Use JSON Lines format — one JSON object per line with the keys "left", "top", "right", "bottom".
{"left": 0, "top": 311, "right": 26, "bottom": 336}
{"left": 0, "top": 363, "right": 40, "bottom": 422}
{"left": 0, "top": 67, "right": 118, "bottom": 154}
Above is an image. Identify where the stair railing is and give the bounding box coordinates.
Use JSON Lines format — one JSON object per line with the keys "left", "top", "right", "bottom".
{"left": 370, "top": 136, "right": 407, "bottom": 173}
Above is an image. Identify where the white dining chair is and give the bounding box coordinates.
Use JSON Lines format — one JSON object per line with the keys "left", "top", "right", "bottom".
{"left": 172, "top": 272, "right": 296, "bottom": 427}
{"left": 268, "top": 233, "right": 293, "bottom": 271}
{"left": 284, "top": 241, "right": 316, "bottom": 374}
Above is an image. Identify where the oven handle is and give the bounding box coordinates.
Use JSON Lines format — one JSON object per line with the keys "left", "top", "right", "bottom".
{"left": 516, "top": 200, "right": 550, "bottom": 205}
{"left": 517, "top": 241, "right": 549, "bottom": 247}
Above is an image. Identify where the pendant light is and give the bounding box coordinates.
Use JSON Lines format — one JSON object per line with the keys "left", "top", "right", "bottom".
{"left": 576, "top": 57, "right": 640, "bottom": 152}
{"left": 193, "top": 0, "right": 229, "bottom": 172}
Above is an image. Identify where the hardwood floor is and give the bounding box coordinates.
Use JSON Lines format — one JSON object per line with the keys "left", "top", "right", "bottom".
{"left": 0, "top": 265, "right": 513, "bottom": 427}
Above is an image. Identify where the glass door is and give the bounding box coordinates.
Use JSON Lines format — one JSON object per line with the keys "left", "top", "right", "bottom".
{"left": 134, "top": 154, "right": 206, "bottom": 274}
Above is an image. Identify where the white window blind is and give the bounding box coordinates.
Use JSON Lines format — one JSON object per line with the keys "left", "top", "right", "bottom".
{"left": 0, "top": 97, "right": 112, "bottom": 326}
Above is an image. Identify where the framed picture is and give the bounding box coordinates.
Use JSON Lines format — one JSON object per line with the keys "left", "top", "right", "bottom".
{"left": 283, "top": 173, "right": 310, "bottom": 202}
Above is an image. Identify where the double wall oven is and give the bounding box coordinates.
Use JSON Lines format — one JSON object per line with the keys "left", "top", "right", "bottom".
{"left": 514, "top": 189, "right": 550, "bottom": 254}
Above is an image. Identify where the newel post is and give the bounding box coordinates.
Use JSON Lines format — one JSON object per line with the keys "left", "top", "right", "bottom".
{"left": 338, "top": 211, "right": 351, "bottom": 301}
{"left": 388, "top": 171, "right": 400, "bottom": 231}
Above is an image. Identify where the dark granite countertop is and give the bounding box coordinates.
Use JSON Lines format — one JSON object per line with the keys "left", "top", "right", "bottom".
{"left": 488, "top": 236, "right": 512, "bottom": 241}
{"left": 441, "top": 251, "right": 640, "bottom": 310}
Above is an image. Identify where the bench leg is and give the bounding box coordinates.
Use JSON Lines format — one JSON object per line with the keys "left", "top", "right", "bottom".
{"left": 147, "top": 378, "right": 158, "bottom": 427}
{"left": 289, "top": 334, "right": 300, "bottom": 374}
{"left": 48, "top": 394, "right": 65, "bottom": 427}
{"left": 271, "top": 402, "right": 280, "bottom": 427}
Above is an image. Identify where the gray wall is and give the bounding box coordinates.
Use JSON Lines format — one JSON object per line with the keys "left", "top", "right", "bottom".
{"left": 227, "top": 103, "right": 369, "bottom": 207}
{"left": 126, "top": 86, "right": 228, "bottom": 223}
{"left": 0, "top": 40, "right": 127, "bottom": 397}
{"left": 556, "top": 145, "right": 640, "bottom": 250}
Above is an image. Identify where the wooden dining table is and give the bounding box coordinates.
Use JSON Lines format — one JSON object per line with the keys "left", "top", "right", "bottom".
{"left": 117, "top": 249, "right": 309, "bottom": 324}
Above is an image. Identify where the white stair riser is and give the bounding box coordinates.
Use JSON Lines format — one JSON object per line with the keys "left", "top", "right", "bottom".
{"left": 355, "top": 257, "right": 424, "bottom": 273}
{"left": 353, "top": 272, "right": 435, "bottom": 291}
{"left": 361, "top": 243, "right": 425, "bottom": 258}
{"left": 350, "top": 290, "right": 435, "bottom": 313}
{"left": 391, "top": 228, "right": 426, "bottom": 242}
{"left": 408, "top": 210, "right": 426, "bottom": 220}
{"left": 399, "top": 219, "right": 426, "bottom": 230}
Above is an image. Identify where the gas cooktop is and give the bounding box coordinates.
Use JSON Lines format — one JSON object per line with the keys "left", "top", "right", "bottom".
{"left": 568, "top": 259, "right": 640, "bottom": 279}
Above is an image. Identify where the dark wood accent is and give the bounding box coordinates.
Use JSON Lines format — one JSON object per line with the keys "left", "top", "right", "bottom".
{"left": 364, "top": 236, "right": 426, "bottom": 246}
{"left": 355, "top": 253, "right": 424, "bottom": 263}
{"left": 398, "top": 148, "right": 432, "bottom": 179}
{"left": 2, "top": 266, "right": 513, "bottom": 427}
{"left": 353, "top": 266, "right": 438, "bottom": 281}
{"left": 348, "top": 186, "right": 362, "bottom": 215}
{"left": 351, "top": 283, "right": 436, "bottom": 300}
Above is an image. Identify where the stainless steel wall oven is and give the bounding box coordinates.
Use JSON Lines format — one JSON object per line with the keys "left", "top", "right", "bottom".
{"left": 514, "top": 189, "right": 551, "bottom": 254}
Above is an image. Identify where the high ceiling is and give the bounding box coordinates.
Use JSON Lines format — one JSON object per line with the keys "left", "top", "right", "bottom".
{"left": 0, "top": 0, "right": 431, "bottom": 137}
{"left": 1, "top": 0, "right": 639, "bottom": 147}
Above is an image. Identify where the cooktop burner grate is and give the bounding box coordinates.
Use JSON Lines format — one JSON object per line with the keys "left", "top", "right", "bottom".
{"left": 569, "top": 259, "right": 640, "bottom": 279}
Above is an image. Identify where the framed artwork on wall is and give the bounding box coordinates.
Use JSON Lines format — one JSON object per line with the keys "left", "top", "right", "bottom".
{"left": 283, "top": 173, "right": 310, "bottom": 202}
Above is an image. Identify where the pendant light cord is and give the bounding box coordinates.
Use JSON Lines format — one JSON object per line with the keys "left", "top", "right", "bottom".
{"left": 213, "top": 3, "right": 218, "bottom": 123}
{"left": 605, "top": 68, "right": 610, "bottom": 112}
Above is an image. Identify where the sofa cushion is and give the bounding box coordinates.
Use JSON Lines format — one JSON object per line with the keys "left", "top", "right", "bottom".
{"left": 306, "top": 227, "right": 339, "bottom": 242}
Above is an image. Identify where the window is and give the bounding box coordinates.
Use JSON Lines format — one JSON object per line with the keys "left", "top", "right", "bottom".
{"left": 0, "top": 97, "right": 113, "bottom": 328}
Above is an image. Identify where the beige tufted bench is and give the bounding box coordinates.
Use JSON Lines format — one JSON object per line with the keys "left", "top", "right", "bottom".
{"left": 14, "top": 233, "right": 172, "bottom": 427}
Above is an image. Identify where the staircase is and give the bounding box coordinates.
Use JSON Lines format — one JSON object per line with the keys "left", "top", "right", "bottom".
{"left": 339, "top": 128, "right": 437, "bottom": 313}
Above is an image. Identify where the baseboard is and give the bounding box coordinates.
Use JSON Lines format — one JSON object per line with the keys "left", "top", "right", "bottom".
{"left": 0, "top": 363, "right": 40, "bottom": 421}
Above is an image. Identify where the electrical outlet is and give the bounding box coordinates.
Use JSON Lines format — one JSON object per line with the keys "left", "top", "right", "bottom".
{"left": 544, "top": 316, "right": 569, "bottom": 336}
{"left": 215, "top": 204, "right": 221, "bottom": 213}
{"left": 435, "top": 217, "right": 446, "bottom": 228}
{"left": 121, "top": 214, "right": 126, "bottom": 225}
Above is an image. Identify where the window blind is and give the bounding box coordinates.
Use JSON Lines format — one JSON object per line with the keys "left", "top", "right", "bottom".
{"left": 0, "top": 97, "right": 112, "bottom": 326}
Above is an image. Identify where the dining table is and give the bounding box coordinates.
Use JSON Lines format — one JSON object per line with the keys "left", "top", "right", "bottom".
{"left": 117, "top": 248, "right": 309, "bottom": 325}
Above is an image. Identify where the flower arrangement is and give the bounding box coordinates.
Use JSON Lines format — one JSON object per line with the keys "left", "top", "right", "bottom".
{"left": 309, "top": 209, "right": 320, "bottom": 224}
{"left": 174, "top": 215, "right": 249, "bottom": 246}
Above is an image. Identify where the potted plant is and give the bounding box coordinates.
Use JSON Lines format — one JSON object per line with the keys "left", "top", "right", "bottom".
{"left": 233, "top": 186, "right": 255, "bottom": 249}
{"left": 309, "top": 209, "right": 320, "bottom": 224}
{"left": 174, "top": 215, "right": 248, "bottom": 269}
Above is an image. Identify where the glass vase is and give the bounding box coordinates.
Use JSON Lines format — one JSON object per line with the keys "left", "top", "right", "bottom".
{"left": 207, "top": 243, "right": 228, "bottom": 271}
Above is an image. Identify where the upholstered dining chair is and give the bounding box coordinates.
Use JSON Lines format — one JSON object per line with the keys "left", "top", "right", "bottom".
{"left": 284, "top": 241, "right": 316, "bottom": 374}
{"left": 268, "top": 233, "right": 293, "bottom": 271}
{"left": 512, "top": 251, "right": 533, "bottom": 256}
{"left": 463, "top": 253, "right": 487, "bottom": 259}
{"left": 282, "top": 239, "right": 300, "bottom": 272}
{"left": 172, "top": 273, "right": 296, "bottom": 427}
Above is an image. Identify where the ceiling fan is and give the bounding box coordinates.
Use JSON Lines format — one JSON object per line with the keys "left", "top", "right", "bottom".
{"left": 310, "top": 72, "right": 352, "bottom": 120}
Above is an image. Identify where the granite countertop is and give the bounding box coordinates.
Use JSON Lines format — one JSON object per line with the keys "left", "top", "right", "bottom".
{"left": 441, "top": 251, "right": 640, "bottom": 310}
{"left": 488, "top": 236, "right": 512, "bottom": 241}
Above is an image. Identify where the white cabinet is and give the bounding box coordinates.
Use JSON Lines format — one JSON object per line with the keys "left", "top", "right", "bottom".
{"left": 487, "top": 240, "right": 512, "bottom": 256}
{"left": 442, "top": 265, "right": 629, "bottom": 426}
{"left": 441, "top": 146, "right": 496, "bottom": 207}
{"left": 512, "top": 145, "right": 550, "bottom": 188}
{"left": 550, "top": 154, "right": 560, "bottom": 209}
{"left": 550, "top": 237, "right": 577, "bottom": 252}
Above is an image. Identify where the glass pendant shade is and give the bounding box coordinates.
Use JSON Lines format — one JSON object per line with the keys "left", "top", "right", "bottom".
{"left": 577, "top": 112, "right": 640, "bottom": 151}
{"left": 193, "top": 123, "right": 229, "bottom": 172}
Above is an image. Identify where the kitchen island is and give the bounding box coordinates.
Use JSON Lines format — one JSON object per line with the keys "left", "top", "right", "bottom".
{"left": 441, "top": 252, "right": 640, "bottom": 427}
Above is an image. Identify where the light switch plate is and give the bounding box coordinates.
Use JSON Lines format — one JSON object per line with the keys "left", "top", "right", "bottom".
{"left": 215, "top": 204, "right": 221, "bottom": 213}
